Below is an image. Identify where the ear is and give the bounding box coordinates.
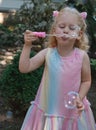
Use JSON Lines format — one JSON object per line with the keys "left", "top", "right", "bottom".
{"left": 77, "top": 30, "right": 83, "bottom": 40}
{"left": 52, "top": 27, "right": 56, "bottom": 33}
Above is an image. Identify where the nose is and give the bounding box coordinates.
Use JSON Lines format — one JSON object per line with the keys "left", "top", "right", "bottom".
{"left": 63, "top": 26, "right": 69, "bottom": 33}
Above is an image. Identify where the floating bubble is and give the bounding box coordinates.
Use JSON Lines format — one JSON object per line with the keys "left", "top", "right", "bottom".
{"left": 64, "top": 91, "right": 79, "bottom": 109}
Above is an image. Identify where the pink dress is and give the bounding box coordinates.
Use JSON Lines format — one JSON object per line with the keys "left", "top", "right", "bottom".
{"left": 21, "top": 47, "right": 96, "bottom": 130}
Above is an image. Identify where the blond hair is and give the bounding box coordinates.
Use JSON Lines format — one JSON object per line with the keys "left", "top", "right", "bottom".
{"left": 48, "top": 7, "right": 89, "bottom": 51}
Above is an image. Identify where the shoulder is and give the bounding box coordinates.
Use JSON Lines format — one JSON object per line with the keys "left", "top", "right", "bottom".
{"left": 74, "top": 48, "right": 90, "bottom": 65}
{"left": 36, "top": 47, "right": 55, "bottom": 59}
{"left": 43, "top": 47, "right": 55, "bottom": 56}
{"left": 82, "top": 52, "right": 90, "bottom": 64}
{"left": 77, "top": 48, "right": 89, "bottom": 59}
{"left": 75, "top": 48, "right": 90, "bottom": 64}
{"left": 75, "top": 48, "right": 88, "bottom": 58}
{"left": 75, "top": 48, "right": 85, "bottom": 54}
{"left": 37, "top": 48, "right": 48, "bottom": 57}
{"left": 39, "top": 47, "right": 54, "bottom": 53}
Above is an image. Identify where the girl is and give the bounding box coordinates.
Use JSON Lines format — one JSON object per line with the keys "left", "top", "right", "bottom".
{"left": 19, "top": 7, "right": 96, "bottom": 130}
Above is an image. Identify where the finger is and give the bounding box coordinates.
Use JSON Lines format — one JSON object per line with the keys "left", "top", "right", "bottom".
{"left": 77, "top": 103, "right": 83, "bottom": 108}
{"left": 25, "top": 30, "right": 31, "bottom": 33}
{"left": 77, "top": 104, "right": 84, "bottom": 116}
{"left": 77, "top": 102, "right": 84, "bottom": 109}
{"left": 24, "top": 30, "right": 38, "bottom": 39}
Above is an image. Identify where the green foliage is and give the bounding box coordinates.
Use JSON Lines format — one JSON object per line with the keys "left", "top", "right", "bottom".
{"left": 83, "top": 0, "right": 96, "bottom": 54}
{"left": 5, "top": 1, "right": 64, "bottom": 32}
{"left": 90, "top": 58, "right": 96, "bottom": 79}
{"left": 0, "top": 24, "right": 18, "bottom": 46}
{"left": 90, "top": 58, "right": 96, "bottom": 70}
{"left": 0, "top": 50, "right": 44, "bottom": 115}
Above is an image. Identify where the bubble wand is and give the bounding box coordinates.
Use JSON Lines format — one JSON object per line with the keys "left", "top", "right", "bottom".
{"left": 32, "top": 32, "right": 78, "bottom": 38}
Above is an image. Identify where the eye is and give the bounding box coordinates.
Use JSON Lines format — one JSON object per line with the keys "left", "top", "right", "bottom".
{"left": 59, "top": 24, "right": 65, "bottom": 28}
{"left": 69, "top": 26, "right": 77, "bottom": 30}
{"left": 69, "top": 25, "right": 80, "bottom": 31}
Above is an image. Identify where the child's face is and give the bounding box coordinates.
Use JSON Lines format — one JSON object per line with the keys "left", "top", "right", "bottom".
{"left": 54, "top": 12, "right": 81, "bottom": 45}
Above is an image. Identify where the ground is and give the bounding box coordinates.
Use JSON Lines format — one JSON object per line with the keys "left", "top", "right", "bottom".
{"left": 0, "top": 46, "right": 96, "bottom": 130}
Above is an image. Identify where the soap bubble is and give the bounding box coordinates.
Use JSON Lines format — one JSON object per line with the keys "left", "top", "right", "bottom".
{"left": 64, "top": 91, "right": 79, "bottom": 109}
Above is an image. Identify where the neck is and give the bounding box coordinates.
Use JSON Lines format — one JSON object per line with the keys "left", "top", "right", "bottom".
{"left": 57, "top": 45, "right": 75, "bottom": 57}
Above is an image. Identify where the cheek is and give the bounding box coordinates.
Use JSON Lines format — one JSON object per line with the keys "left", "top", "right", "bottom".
{"left": 54, "top": 28, "right": 62, "bottom": 34}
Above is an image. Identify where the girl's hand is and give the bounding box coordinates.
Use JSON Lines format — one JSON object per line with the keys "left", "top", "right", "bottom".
{"left": 24, "top": 30, "right": 38, "bottom": 46}
{"left": 76, "top": 96, "right": 84, "bottom": 116}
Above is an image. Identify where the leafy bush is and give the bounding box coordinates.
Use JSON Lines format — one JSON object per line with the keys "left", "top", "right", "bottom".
{"left": 91, "top": 58, "right": 96, "bottom": 70}
{"left": 0, "top": 50, "right": 44, "bottom": 115}
{"left": 5, "top": 1, "right": 65, "bottom": 32}
{"left": 90, "top": 58, "right": 96, "bottom": 79}
{"left": 0, "top": 24, "right": 18, "bottom": 46}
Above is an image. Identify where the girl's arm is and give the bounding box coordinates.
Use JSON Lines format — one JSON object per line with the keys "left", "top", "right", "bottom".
{"left": 76, "top": 52, "right": 91, "bottom": 113}
{"left": 19, "top": 46, "right": 47, "bottom": 73}
{"left": 19, "top": 30, "right": 47, "bottom": 73}
{"left": 79, "top": 52, "right": 91, "bottom": 100}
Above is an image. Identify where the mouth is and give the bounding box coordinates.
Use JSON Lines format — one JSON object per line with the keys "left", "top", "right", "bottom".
{"left": 61, "top": 37, "right": 69, "bottom": 41}
{"left": 61, "top": 34, "right": 69, "bottom": 40}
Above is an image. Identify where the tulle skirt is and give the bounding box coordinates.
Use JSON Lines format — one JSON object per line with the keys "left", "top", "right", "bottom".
{"left": 21, "top": 101, "right": 96, "bottom": 130}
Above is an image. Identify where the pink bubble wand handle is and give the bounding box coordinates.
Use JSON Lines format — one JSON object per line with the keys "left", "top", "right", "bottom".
{"left": 33, "top": 32, "right": 46, "bottom": 38}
